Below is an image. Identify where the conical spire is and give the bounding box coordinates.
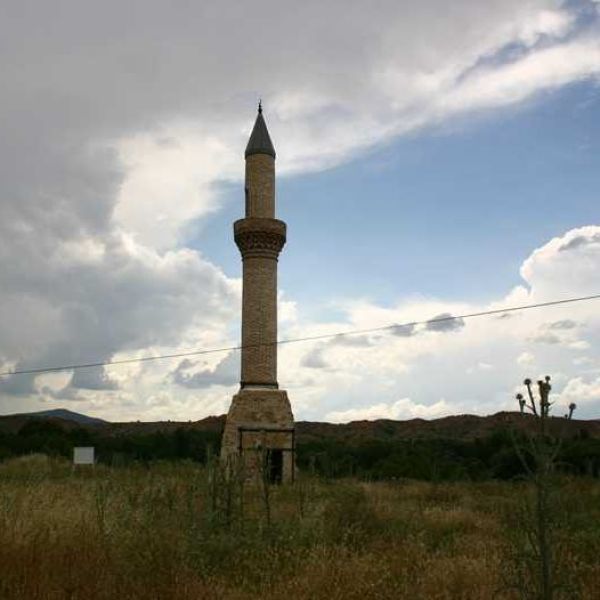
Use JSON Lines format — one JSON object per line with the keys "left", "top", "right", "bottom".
{"left": 245, "top": 102, "right": 276, "bottom": 159}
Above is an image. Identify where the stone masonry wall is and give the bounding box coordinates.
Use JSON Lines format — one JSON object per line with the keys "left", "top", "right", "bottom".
{"left": 241, "top": 256, "right": 277, "bottom": 385}
{"left": 245, "top": 154, "right": 275, "bottom": 218}
{"left": 221, "top": 388, "right": 295, "bottom": 482}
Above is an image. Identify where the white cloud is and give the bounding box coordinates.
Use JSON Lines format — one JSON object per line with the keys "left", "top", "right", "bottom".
{"left": 518, "top": 352, "right": 536, "bottom": 365}
{"left": 2, "top": 1, "right": 591, "bottom": 248}
{"left": 521, "top": 225, "right": 600, "bottom": 298}
{"left": 557, "top": 376, "right": 600, "bottom": 409}
{"left": 171, "top": 352, "right": 239, "bottom": 390}
{"left": 112, "top": 11, "right": 600, "bottom": 247}
{"left": 2, "top": 1, "right": 600, "bottom": 421}
{"left": 301, "top": 347, "right": 329, "bottom": 370}
{"left": 115, "top": 132, "right": 239, "bottom": 249}
{"left": 280, "top": 226, "right": 600, "bottom": 421}
{"left": 326, "top": 398, "right": 454, "bottom": 423}
{"left": 3, "top": 222, "right": 600, "bottom": 422}
{"left": 439, "top": 38, "right": 600, "bottom": 115}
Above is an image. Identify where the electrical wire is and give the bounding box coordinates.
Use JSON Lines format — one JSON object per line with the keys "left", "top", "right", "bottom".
{"left": 1, "top": 293, "right": 599, "bottom": 377}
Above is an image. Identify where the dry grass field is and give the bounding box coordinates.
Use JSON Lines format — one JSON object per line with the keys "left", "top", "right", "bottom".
{"left": 0, "top": 455, "right": 598, "bottom": 600}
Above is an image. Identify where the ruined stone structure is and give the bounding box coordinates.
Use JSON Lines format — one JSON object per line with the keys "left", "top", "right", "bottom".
{"left": 220, "top": 104, "right": 295, "bottom": 483}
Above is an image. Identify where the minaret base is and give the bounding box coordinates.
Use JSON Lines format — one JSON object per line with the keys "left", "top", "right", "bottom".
{"left": 221, "top": 388, "right": 295, "bottom": 483}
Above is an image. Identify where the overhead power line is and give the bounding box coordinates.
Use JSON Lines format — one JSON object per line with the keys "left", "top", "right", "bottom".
{"left": 1, "top": 293, "right": 600, "bottom": 378}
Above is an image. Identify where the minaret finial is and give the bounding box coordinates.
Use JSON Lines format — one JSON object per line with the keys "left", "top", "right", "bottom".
{"left": 258, "top": 99, "right": 262, "bottom": 114}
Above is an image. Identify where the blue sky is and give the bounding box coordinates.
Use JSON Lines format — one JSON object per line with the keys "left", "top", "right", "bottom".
{"left": 196, "top": 80, "right": 600, "bottom": 315}
{"left": 1, "top": 0, "right": 600, "bottom": 421}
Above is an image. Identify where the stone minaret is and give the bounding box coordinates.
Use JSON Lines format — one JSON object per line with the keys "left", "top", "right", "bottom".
{"left": 220, "top": 104, "right": 295, "bottom": 483}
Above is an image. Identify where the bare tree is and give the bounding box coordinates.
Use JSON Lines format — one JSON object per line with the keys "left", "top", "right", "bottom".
{"left": 506, "top": 376, "right": 579, "bottom": 600}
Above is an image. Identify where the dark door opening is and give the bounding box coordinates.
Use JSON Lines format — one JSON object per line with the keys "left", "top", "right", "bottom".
{"left": 266, "top": 449, "right": 283, "bottom": 484}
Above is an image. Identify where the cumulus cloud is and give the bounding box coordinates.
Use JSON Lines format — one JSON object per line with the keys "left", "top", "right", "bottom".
{"left": 326, "top": 398, "right": 454, "bottom": 423}
{"left": 0, "top": 234, "right": 238, "bottom": 382}
{"left": 425, "top": 313, "right": 466, "bottom": 332}
{"left": 390, "top": 324, "right": 417, "bottom": 337}
{"left": 0, "top": 229, "right": 239, "bottom": 418}
{"left": 2, "top": 1, "right": 597, "bottom": 247}
{"left": 548, "top": 320, "right": 578, "bottom": 330}
{"left": 299, "top": 333, "right": 376, "bottom": 371}
{"left": 70, "top": 369, "right": 119, "bottom": 392}
{"left": 528, "top": 316, "right": 587, "bottom": 347}
{"left": 278, "top": 225, "right": 600, "bottom": 421}
{"left": 531, "top": 333, "right": 562, "bottom": 345}
{"left": 172, "top": 352, "right": 238, "bottom": 389}
{"left": 517, "top": 352, "right": 536, "bottom": 366}
{"left": 520, "top": 225, "right": 600, "bottom": 298}
{"left": 301, "top": 348, "right": 330, "bottom": 370}
{"left": 329, "top": 334, "right": 375, "bottom": 347}
{"left": 558, "top": 232, "right": 600, "bottom": 252}
{"left": 556, "top": 375, "right": 600, "bottom": 409}
{"left": 2, "top": 1, "right": 600, "bottom": 421}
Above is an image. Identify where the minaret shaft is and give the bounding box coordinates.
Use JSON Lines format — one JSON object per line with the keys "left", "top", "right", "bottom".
{"left": 235, "top": 153, "right": 285, "bottom": 388}
{"left": 241, "top": 256, "right": 278, "bottom": 386}
{"left": 245, "top": 154, "right": 275, "bottom": 218}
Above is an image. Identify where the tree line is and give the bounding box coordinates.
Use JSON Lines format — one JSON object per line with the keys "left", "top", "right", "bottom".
{"left": 0, "top": 418, "right": 598, "bottom": 481}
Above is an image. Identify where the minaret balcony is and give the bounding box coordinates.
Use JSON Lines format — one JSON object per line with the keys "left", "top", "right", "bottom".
{"left": 234, "top": 218, "right": 286, "bottom": 259}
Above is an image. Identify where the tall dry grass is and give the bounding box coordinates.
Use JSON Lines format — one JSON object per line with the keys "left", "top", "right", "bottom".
{"left": 0, "top": 455, "right": 597, "bottom": 599}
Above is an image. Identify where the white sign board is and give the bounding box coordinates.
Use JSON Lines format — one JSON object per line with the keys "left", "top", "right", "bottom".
{"left": 73, "top": 446, "right": 95, "bottom": 465}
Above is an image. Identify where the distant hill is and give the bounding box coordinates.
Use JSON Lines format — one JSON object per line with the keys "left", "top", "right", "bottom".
{"left": 0, "top": 409, "right": 598, "bottom": 441}
{"left": 4, "top": 408, "right": 107, "bottom": 426}
{"left": 0, "top": 408, "right": 598, "bottom": 479}
{"left": 296, "top": 411, "right": 600, "bottom": 442}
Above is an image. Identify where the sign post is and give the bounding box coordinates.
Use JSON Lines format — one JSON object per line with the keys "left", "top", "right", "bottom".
{"left": 73, "top": 446, "right": 95, "bottom": 466}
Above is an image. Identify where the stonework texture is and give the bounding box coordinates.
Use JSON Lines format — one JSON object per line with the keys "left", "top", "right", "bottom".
{"left": 240, "top": 257, "right": 277, "bottom": 385}
{"left": 221, "top": 116, "right": 295, "bottom": 483}
{"left": 221, "top": 389, "right": 295, "bottom": 482}
{"left": 245, "top": 155, "right": 275, "bottom": 218}
{"left": 234, "top": 218, "right": 286, "bottom": 386}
